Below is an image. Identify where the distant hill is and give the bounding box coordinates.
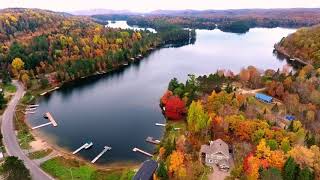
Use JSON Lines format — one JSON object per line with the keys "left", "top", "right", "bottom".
{"left": 71, "top": 9, "right": 136, "bottom": 16}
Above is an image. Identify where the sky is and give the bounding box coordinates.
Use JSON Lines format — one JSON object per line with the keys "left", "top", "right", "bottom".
{"left": 1, "top": 0, "right": 320, "bottom": 12}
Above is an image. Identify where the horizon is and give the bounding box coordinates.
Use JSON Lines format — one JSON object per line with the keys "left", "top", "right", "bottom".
{"left": 1, "top": 0, "right": 320, "bottom": 13}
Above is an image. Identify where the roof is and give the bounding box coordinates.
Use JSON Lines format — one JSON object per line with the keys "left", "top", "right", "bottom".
{"left": 255, "top": 93, "right": 273, "bottom": 102}
{"left": 133, "top": 160, "right": 158, "bottom": 180}
{"left": 285, "top": 115, "right": 296, "bottom": 121}
{"left": 200, "top": 139, "right": 229, "bottom": 157}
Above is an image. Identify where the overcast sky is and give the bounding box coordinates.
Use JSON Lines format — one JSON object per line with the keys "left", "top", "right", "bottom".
{"left": 1, "top": 0, "right": 320, "bottom": 12}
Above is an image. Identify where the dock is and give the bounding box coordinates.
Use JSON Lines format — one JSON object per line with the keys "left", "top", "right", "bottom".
{"left": 72, "top": 142, "right": 93, "bottom": 154}
{"left": 132, "top": 147, "right": 153, "bottom": 157}
{"left": 155, "top": 123, "right": 166, "bottom": 127}
{"left": 73, "top": 143, "right": 89, "bottom": 154}
{"left": 32, "top": 122, "right": 53, "bottom": 130}
{"left": 27, "top": 104, "right": 39, "bottom": 108}
{"left": 32, "top": 112, "right": 58, "bottom": 130}
{"left": 40, "top": 87, "right": 59, "bottom": 96}
{"left": 146, "top": 137, "right": 160, "bottom": 144}
{"left": 91, "top": 146, "right": 112, "bottom": 164}
{"left": 44, "top": 112, "right": 58, "bottom": 127}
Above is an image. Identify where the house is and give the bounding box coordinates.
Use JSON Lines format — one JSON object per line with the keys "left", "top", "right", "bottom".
{"left": 134, "top": 160, "right": 158, "bottom": 180}
{"left": 200, "top": 139, "right": 230, "bottom": 170}
{"left": 255, "top": 93, "right": 273, "bottom": 103}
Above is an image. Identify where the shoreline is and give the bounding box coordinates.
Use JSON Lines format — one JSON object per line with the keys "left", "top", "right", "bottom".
{"left": 273, "top": 43, "right": 311, "bottom": 66}
{"left": 26, "top": 127, "right": 140, "bottom": 170}
{"left": 20, "top": 47, "right": 165, "bottom": 170}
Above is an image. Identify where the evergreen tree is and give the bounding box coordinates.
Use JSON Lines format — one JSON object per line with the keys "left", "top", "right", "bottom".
{"left": 298, "top": 167, "right": 314, "bottom": 180}
{"left": 157, "top": 161, "right": 169, "bottom": 179}
{"left": 283, "top": 157, "right": 299, "bottom": 180}
{"left": 3, "top": 156, "right": 31, "bottom": 180}
{"left": 0, "top": 91, "right": 6, "bottom": 109}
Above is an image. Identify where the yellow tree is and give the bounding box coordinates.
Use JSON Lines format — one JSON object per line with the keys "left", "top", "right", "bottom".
{"left": 169, "top": 151, "right": 185, "bottom": 176}
{"left": 12, "top": 57, "right": 25, "bottom": 71}
{"left": 268, "top": 150, "right": 285, "bottom": 170}
{"left": 256, "top": 139, "right": 271, "bottom": 159}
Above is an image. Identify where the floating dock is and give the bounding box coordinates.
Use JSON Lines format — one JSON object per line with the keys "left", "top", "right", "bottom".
{"left": 26, "top": 107, "right": 37, "bottom": 111}
{"left": 32, "top": 112, "right": 58, "bottom": 130}
{"left": 155, "top": 123, "right": 166, "bottom": 127}
{"left": 73, "top": 143, "right": 89, "bottom": 154}
{"left": 146, "top": 137, "right": 160, "bottom": 145}
{"left": 91, "top": 146, "right": 112, "bottom": 164}
{"left": 27, "top": 104, "right": 39, "bottom": 108}
{"left": 32, "top": 122, "right": 53, "bottom": 130}
{"left": 72, "top": 142, "right": 93, "bottom": 154}
{"left": 44, "top": 112, "right": 58, "bottom": 127}
{"left": 133, "top": 147, "right": 153, "bottom": 157}
{"left": 40, "top": 87, "right": 59, "bottom": 96}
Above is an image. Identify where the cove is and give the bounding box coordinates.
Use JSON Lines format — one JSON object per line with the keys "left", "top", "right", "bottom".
{"left": 27, "top": 23, "right": 296, "bottom": 165}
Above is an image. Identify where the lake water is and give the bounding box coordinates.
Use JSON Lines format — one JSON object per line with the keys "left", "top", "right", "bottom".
{"left": 27, "top": 22, "right": 296, "bottom": 165}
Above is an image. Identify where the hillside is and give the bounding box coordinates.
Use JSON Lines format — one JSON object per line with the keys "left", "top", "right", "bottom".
{"left": 94, "top": 8, "right": 320, "bottom": 32}
{"left": 0, "top": 8, "right": 159, "bottom": 89}
{"left": 277, "top": 25, "right": 320, "bottom": 68}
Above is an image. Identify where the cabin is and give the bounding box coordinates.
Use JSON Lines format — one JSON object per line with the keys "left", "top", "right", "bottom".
{"left": 133, "top": 160, "right": 158, "bottom": 180}
{"left": 255, "top": 93, "right": 273, "bottom": 103}
{"left": 200, "top": 139, "right": 230, "bottom": 170}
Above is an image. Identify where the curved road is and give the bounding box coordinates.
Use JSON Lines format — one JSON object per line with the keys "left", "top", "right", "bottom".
{"left": 1, "top": 81, "right": 53, "bottom": 180}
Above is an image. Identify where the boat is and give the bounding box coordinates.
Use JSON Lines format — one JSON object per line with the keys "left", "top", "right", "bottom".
{"left": 146, "top": 137, "right": 160, "bottom": 144}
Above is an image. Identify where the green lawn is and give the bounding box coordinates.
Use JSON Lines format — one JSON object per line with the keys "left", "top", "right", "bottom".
{"left": 41, "top": 157, "right": 135, "bottom": 180}
{"left": 3, "top": 83, "right": 16, "bottom": 93}
{"left": 28, "top": 149, "right": 53, "bottom": 159}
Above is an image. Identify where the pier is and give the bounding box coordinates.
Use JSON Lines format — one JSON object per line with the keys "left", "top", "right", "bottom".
{"left": 146, "top": 137, "right": 160, "bottom": 145}
{"left": 32, "top": 112, "right": 58, "bottom": 130}
{"left": 72, "top": 142, "right": 93, "bottom": 154}
{"left": 44, "top": 112, "right": 58, "bottom": 127}
{"left": 155, "top": 123, "right": 166, "bottom": 127}
{"left": 133, "top": 147, "right": 153, "bottom": 157}
{"left": 27, "top": 104, "right": 39, "bottom": 108}
{"left": 91, "top": 146, "right": 112, "bottom": 164}
{"left": 32, "top": 122, "right": 53, "bottom": 130}
{"left": 40, "top": 87, "right": 59, "bottom": 96}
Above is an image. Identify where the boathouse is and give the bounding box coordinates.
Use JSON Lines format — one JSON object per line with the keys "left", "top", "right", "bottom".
{"left": 255, "top": 93, "right": 273, "bottom": 103}
{"left": 134, "top": 160, "right": 158, "bottom": 180}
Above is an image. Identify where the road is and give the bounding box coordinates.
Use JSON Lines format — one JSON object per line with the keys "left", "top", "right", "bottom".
{"left": 1, "top": 81, "right": 53, "bottom": 180}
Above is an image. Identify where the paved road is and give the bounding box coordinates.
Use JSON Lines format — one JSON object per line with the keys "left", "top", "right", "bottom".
{"left": 1, "top": 81, "right": 53, "bottom": 180}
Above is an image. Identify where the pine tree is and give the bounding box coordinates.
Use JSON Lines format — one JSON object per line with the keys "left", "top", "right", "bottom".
{"left": 283, "top": 157, "right": 299, "bottom": 180}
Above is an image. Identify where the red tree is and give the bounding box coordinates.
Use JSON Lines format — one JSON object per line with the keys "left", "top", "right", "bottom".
{"left": 165, "top": 96, "right": 186, "bottom": 120}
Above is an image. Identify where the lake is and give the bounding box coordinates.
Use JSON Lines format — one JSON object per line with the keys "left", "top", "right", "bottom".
{"left": 27, "top": 21, "right": 296, "bottom": 165}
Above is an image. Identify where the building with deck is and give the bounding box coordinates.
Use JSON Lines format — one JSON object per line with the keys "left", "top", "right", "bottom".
{"left": 200, "top": 139, "right": 230, "bottom": 171}
{"left": 255, "top": 93, "right": 273, "bottom": 103}
{"left": 134, "top": 160, "right": 158, "bottom": 180}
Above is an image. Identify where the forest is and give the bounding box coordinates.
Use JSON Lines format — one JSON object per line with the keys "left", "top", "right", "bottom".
{"left": 277, "top": 25, "right": 320, "bottom": 68}
{"left": 0, "top": 8, "right": 197, "bottom": 90}
{"left": 92, "top": 8, "right": 320, "bottom": 33}
{"left": 156, "top": 65, "right": 320, "bottom": 179}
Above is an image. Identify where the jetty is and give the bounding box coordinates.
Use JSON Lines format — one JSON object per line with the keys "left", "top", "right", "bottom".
{"left": 27, "top": 104, "right": 39, "bottom": 108}
{"left": 132, "top": 147, "right": 153, "bottom": 157}
{"left": 146, "top": 137, "right": 160, "bottom": 145}
{"left": 44, "top": 112, "right": 58, "bottom": 127}
{"left": 91, "top": 146, "right": 112, "bottom": 164}
{"left": 72, "top": 142, "right": 93, "bottom": 154}
{"left": 32, "top": 112, "right": 58, "bottom": 130}
{"left": 155, "top": 123, "right": 166, "bottom": 127}
{"left": 40, "top": 87, "right": 59, "bottom": 96}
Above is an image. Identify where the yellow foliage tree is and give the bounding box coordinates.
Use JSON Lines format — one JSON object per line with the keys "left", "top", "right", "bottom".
{"left": 268, "top": 150, "right": 285, "bottom": 170}
{"left": 169, "top": 151, "right": 184, "bottom": 175}
{"left": 256, "top": 139, "right": 271, "bottom": 159}
{"left": 12, "top": 57, "right": 25, "bottom": 71}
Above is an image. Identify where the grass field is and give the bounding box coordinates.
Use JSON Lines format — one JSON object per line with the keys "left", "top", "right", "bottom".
{"left": 28, "top": 149, "right": 53, "bottom": 159}
{"left": 41, "top": 157, "right": 135, "bottom": 180}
